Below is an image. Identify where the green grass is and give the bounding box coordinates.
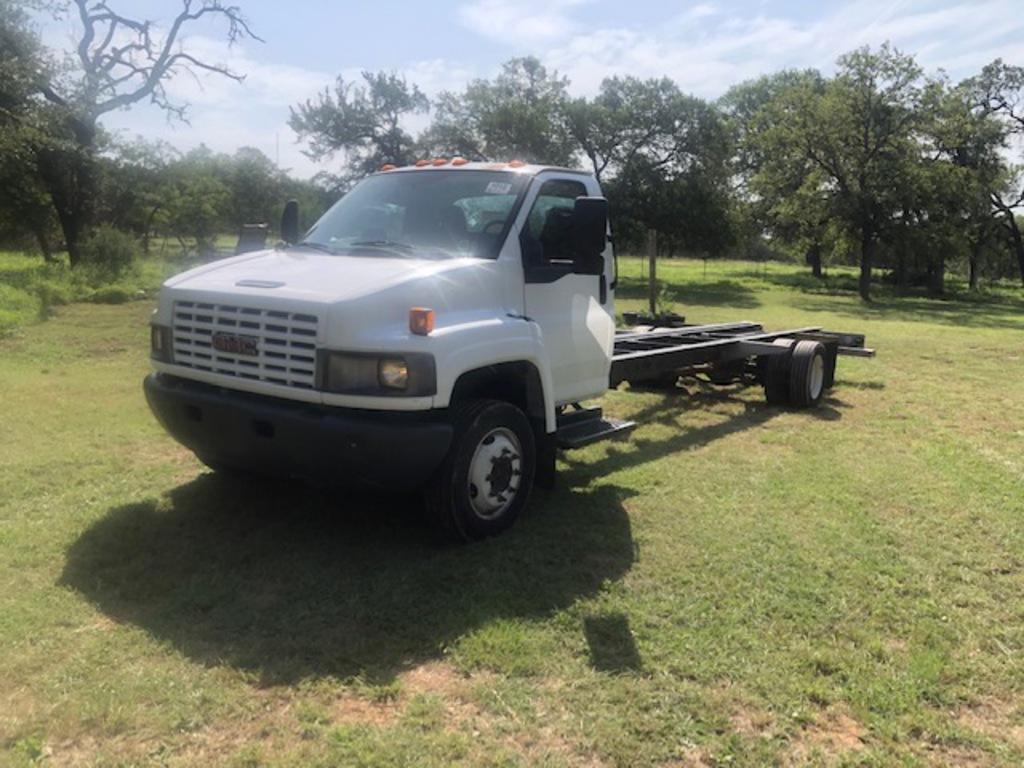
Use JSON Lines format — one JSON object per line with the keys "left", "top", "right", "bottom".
{"left": 2, "top": 257, "right": 1024, "bottom": 766}
{"left": 0, "top": 249, "right": 201, "bottom": 336}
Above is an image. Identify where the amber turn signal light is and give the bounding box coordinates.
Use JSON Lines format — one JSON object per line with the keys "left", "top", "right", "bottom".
{"left": 409, "top": 307, "right": 435, "bottom": 336}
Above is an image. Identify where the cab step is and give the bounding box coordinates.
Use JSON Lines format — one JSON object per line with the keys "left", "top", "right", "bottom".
{"left": 555, "top": 406, "right": 637, "bottom": 450}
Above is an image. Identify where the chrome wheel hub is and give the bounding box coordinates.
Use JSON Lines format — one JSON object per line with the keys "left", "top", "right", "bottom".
{"left": 809, "top": 354, "right": 825, "bottom": 399}
{"left": 467, "top": 427, "right": 522, "bottom": 519}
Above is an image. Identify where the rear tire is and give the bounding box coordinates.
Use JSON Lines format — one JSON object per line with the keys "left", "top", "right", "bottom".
{"left": 789, "top": 340, "right": 827, "bottom": 407}
{"left": 424, "top": 399, "right": 536, "bottom": 541}
{"left": 763, "top": 339, "right": 792, "bottom": 405}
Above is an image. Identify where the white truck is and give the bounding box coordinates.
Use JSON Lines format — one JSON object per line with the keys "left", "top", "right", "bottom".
{"left": 146, "top": 161, "right": 872, "bottom": 539}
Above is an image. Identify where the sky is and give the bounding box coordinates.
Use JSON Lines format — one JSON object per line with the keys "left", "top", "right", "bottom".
{"left": 37, "top": 0, "right": 1024, "bottom": 178}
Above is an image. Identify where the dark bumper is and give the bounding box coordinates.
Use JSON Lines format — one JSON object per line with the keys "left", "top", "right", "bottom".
{"left": 144, "top": 374, "right": 452, "bottom": 490}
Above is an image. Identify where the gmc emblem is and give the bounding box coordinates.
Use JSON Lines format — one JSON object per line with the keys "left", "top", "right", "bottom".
{"left": 211, "top": 332, "right": 259, "bottom": 356}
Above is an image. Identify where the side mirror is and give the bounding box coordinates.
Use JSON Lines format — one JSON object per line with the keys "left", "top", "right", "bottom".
{"left": 280, "top": 199, "right": 300, "bottom": 244}
{"left": 572, "top": 196, "right": 608, "bottom": 275}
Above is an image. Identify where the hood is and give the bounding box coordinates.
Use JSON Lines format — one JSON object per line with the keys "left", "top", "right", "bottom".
{"left": 164, "top": 248, "right": 482, "bottom": 304}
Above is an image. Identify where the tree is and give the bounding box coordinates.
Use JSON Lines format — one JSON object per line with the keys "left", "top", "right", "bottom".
{"left": 920, "top": 78, "right": 1006, "bottom": 291}
{"left": 290, "top": 71, "right": 428, "bottom": 191}
{"left": 97, "top": 137, "right": 177, "bottom": 254}
{"left": 0, "top": 0, "right": 61, "bottom": 257}
{"left": 967, "top": 60, "right": 1024, "bottom": 285}
{"left": 566, "top": 76, "right": 692, "bottom": 184}
{"left": 423, "top": 57, "right": 575, "bottom": 165}
{"left": 163, "top": 147, "right": 231, "bottom": 255}
{"left": 224, "top": 146, "right": 286, "bottom": 227}
{"left": 756, "top": 45, "right": 923, "bottom": 300}
{"left": 721, "top": 70, "right": 830, "bottom": 276}
{"left": 1, "top": 0, "right": 260, "bottom": 265}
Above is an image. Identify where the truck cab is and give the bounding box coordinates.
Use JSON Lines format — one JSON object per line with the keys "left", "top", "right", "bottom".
{"left": 146, "top": 161, "right": 618, "bottom": 538}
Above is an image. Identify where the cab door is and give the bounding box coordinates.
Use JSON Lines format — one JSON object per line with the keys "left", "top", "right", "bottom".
{"left": 520, "top": 175, "right": 615, "bottom": 404}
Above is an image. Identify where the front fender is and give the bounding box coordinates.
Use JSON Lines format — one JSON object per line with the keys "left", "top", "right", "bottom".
{"left": 431, "top": 316, "right": 557, "bottom": 433}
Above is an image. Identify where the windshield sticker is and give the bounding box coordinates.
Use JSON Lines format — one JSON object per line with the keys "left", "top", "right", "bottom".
{"left": 485, "top": 181, "right": 513, "bottom": 195}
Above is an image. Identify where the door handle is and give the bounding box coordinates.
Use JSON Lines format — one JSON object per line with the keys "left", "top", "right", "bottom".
{"left": 599, "top": 274, "right": 608, "bottom": 304}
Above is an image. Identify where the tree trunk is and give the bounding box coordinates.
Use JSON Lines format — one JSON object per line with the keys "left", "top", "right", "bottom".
{"left": 33, "top": 226, "right": 55, "bottom": 263}
{"left": 35, "top": 147, "right": 94, "bottom": 267}
{"left": 968, "top": 241, "right": 981, "bottom": 291}
{"left": 806, "top": 242, "right": 823, "bottom": 279}
{"left": 894, "top": 251, "right": 907, "bottom": 292}
{"left": 33, "top": 119, "right": 97, "bottom": 268}
{"left": 142, "top": 204, "right": 162, "bottom": 255}
{"left": 859, "top": 223, "right": 874, "bottom": 302}
{"left": 927, "top": 255, "right": 945, "bottom": 296}
{"left": 1006, "top": 214, "right": 1024, "bottom": 287}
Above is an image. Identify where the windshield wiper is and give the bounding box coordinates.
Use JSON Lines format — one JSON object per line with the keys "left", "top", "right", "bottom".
{"left": 293, "top": 241, "right": 337, "bottom": 254}
{"left": 349, "top": 240, "right": 416, "bottom": 253}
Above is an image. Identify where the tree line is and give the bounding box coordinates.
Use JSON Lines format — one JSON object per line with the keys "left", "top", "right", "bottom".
{"left": 3, "top": 1, "right": 1024, "bottom": 301}
{"left": 291, "top": 51, "right": 1024, "bottom": 300}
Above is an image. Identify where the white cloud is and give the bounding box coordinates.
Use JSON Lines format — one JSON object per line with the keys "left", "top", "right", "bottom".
{"left": 99, "top": 40, "right": 479, "bottom": 179}
{"left": 472, "top": 0, "right": 1024, "bottom": 97}
{"left": 458, "top": 0, "right": 589, "bottom": 45}
{"left": 45, "top": 0, "right": 1024, "bottom": 181}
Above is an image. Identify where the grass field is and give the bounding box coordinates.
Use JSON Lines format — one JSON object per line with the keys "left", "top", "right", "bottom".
{"left": 2, "top": 257, "right": 1024, "bottom": 766}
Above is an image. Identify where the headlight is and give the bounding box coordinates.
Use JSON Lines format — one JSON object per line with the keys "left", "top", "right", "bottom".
{"left": 150, "top": 325, "right": 172, "bottom": 362}
{"left": 378, "top": 358, "right": 409, "bottom": 389}
{"left": 319, "top": 351, "right": 435, "bottom": 396}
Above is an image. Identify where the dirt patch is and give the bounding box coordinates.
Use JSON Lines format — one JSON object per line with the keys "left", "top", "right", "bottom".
{"left": 663, "top": 748, "right": 715, "bottom": 767}
{"left": 914, "top": 743, "right": 992, "bottom": 767}
{"left": 707, "top": 681, "right": 776, "bottom": 740}
{"left": 730, "top": 705, "right": 776, "bottom": 740}
{"left": 955, "top": 696, "right": 1024, "bottom": 751}
{"left": 330, "top": 694, "right": 398, "bottom": 726}
{"left": 400, "top": 659, "right": 468, "bottom": 698}
{"left": 785, "top": 708, "right": 865, "bottom": 766}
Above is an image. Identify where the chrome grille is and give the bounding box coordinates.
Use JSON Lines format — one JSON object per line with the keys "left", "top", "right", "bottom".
{"left": 171, "top": 300, "right": 319, "bottom": 389}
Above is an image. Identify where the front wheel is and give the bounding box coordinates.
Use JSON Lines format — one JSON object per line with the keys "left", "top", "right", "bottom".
{"left": 424, "top": 399, "right": 536, "bottom": 541}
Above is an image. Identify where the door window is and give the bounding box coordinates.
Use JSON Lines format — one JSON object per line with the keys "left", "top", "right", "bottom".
{"left": 521, "top": 179, "right": 587, "bottom": 271}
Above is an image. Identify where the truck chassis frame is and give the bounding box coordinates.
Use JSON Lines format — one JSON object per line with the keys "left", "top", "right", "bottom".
{"left": 555, "top": 319, "right": 874, "bottom": 449}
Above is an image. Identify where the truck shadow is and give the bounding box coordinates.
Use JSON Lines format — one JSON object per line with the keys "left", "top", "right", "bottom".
{"left": 60, "top": 476, "right": 636, "bottom": 686}
{"left": 560, "top": 385, "right": 848, "bottom": 484}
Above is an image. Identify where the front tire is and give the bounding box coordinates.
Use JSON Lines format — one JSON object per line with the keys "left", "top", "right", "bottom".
{"left": 424, "top": 399, "right": 536, "bottom": 541}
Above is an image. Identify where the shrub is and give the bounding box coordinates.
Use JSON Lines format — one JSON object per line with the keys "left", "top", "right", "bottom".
{"left": 0, "top": 282, "right": 42, "bottom": 334}
{"left": 88, "top": 284, "right": 136, "bottom": 304}
{"left": 78, "top": 225, "right": 139, "bottom": 280}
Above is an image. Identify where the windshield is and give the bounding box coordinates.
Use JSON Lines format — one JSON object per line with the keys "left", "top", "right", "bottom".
{"left": 301, "top": 170, "right": 530, "bottom": 259}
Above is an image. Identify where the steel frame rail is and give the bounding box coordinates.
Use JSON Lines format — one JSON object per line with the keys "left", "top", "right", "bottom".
{"left": 608, "top": 322, "right": 872, "bottom": 388}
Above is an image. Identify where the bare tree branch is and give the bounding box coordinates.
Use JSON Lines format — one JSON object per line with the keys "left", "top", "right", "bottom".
{"left": 59, "top": 0, "right": 262, "bottom": 121}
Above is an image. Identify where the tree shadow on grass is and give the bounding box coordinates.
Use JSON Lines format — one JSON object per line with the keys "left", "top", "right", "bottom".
{"left": 792, "top": 295, "right": 1024, "bottom": 331}
{"left": 61, "top": 477, "right": 637, "bottom": 686}
{"left": 614, "top": 276, "right": 761, "bottom": 309}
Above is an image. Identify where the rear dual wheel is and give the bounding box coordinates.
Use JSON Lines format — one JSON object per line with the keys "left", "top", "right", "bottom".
{"left": 763, "top": 339, "right": 827, "bottom": 408}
